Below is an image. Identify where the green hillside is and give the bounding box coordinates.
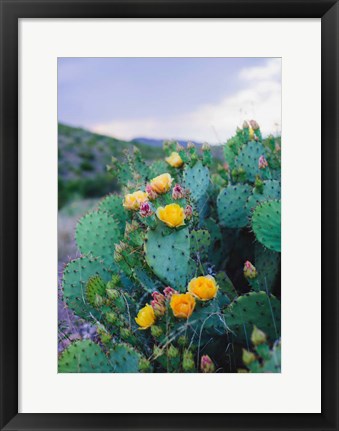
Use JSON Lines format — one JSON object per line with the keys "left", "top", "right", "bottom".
{"left": 58, "top": 124, "right": 164, "bottom": 208}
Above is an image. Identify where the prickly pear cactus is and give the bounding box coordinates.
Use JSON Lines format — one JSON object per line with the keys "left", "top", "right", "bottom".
{"left": 234, "top": 141, "right": 269, "bottom": 182}
{"left": 215, "top": 271, "right": 238, "bottom": 301}
{"left": 254, "top": 243, "right": 280, "bottom": 292}
{"left": 145, "top": 224, "right": 190, "bottom": 291}
{"left": 86, "top": 275, "right": 107, "bottom": 307}
{"left": 190, "top": 229, "right": 211, "bottom": 259}
{"left": 149, "top": 160, "right": 170, "bottom": 178}
{"left": 183, "top": 161, "right": 210, "bottom": 202}
{"left": 217, "top": 184, "right": 252, "bottom": 228}
{"left": 109, "top": 344, "right": 142, "bottom": 373}
{"left": 224, "top": 291, "right": 281, "bottom": 343}
{"left": 58, "top": 340, "right": 111, "bottom": 373}
{"left": 98, "top": 193, "right": 131, "bottom": 232}
{"left": 75, "top": 211, "right": 122, "bottom": 269}
{"left": 59, "top": 119, "right": 282, "bottom": 374}
{"left": 240, "top": 327, "right": 281, "bottom": 373}
{"left": 246, "top": 180, "right": 281, "bottom": 213}
{"left": 62, "top": 255, "right": 112, "bottom": 319}
{"left": 252, "top": 200, "right": 281, "bottom": 252}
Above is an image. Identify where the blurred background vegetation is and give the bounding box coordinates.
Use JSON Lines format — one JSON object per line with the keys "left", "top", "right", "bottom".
{"left": 58, "top": 123, "right": 165, "bottom": 209}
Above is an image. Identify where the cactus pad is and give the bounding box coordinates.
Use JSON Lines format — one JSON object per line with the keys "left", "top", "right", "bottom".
{"left": 259, "top": 341, "right": 281, "bottom": 372}
{"left": 86, "top": 275, "right": 107, "bottom": 307}
{"left": 252, "top": 200, "right": 281, "bottom": 252}
{"left": 98, "top": 194, "right": 130, "bottom": 232}
{"left": 215, "top": 271, "right": 237, "bottom": 301}
{"left": 183, "top": 161, "right": 210, "bottom": 202}
{"left": 75, "top": 211, "right": 122, "bottom": 269}
{"left": 145, "top": 225, "right": 190, "bottom": 291}
{"left": 246, "top": 180, "right": 281, "bottom": 213}
{"left": 190, "top": 229, "right": 211, "bottom": 259}
{"left": 149, "top": 160, "right": 171, "bottom": 178}
{"left": 202, "top": 218, "right": 223, "bottom": 265}
{"left": 189, "top": 301, "right": 223, "bottom": 333}
{"left": 217, "top": 184, "right": 252, "bottom": 228}
{"left": 224, "top": 291, "right": 281, "bottom": 344}
{"left": 235, "top": 141, "right": 268, "bottom": 182}
{"left": 133, "top": 268, "right": 162, "bottom": 293}
{"left": 109, "top": 344, "right": 141, "bottom": 373}
{"left": 62, "top": 255, "right": 112, "bottom": 319}
{"left": 224, "top": 133, "right": 244, "bottom": 169}
{"left": 254, "top": 243, "right": 280, "bottom": 292}
{"left": 58, "top": 340, "right": 111, "bottom": 373}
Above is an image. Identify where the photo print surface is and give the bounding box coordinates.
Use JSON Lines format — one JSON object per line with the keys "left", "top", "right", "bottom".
{"left": 58, "top": 58, "right": 281, "bottom": 373}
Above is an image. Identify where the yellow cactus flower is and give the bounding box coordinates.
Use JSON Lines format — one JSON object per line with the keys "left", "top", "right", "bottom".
{"left": 165, "top": 152, "right": 184, "bottom": 168}
{"left": 188, "top": 275, "right": 219, "bottom": 301}
{"left": 135, "top": 304, "right": 156, "bottom": 330}
{"left": 123, "top": 190, "right": 148, "bottom": 211}
{"left": 170, "top": 293, "right": 196, "bottom": 319}
{"left": 150, "top": 173, "right": 173, "bottom": 194}
{"left": 156, "top": 203, "right": 185, "bottom": 228}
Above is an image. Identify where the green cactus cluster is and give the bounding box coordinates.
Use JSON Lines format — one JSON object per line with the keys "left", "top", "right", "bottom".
{"left": 240, "top": 326, "right": 281, "bottom": 373}
{"left": 59, "top": 120, "right": 281, "bottom": 373}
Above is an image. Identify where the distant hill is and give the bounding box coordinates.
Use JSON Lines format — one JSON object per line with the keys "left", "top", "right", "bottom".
{"left": 58, "top": 124, "right": 164, "bottom": 208}
{"left": 59, "top": 124, "right": 164, "bottom": 181}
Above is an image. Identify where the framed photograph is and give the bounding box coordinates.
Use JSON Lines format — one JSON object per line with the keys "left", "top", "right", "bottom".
{"left": 0, "top": 0, "right": 338, "bottom": 430}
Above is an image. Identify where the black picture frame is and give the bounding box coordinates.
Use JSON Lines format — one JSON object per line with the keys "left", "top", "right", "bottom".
{"left": 0, "top": 1, "right": 338, "bottom": 430}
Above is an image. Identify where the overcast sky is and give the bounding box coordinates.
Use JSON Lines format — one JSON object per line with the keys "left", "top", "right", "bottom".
{"left": 58, "top": 57, "right": 281, "bottom": 144}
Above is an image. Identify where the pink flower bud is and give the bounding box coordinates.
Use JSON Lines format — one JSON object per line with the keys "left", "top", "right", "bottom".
{"left": 184, "top": 205, "right": 193, "bottom": 220}
{"left": 200, "top": 355, "right": 215, "bottom": 373}
{"left": 151, "top": 291, "right": 166, "bottom": 316}
{"left": 249, "top": 119, "right": 260, "bottom": 130}
{"left": 151, "top": 299, "right": 166, "bottom": 317}
{"left": 243, "top": 261, "right": 257, "bottom": 279}
{"left": 152, "top": 291, "right": 165, "bottom": 303}
{"left": 172, "top": 184, "right": 185, "bottom": 200}
{"left": 146, "top": 184, "right": 158, "bottom": 201}
{"left": 139, "top": 202, "right": 153, "bottom": 218}
{"left": 258, "top": 155, "right": 268, "bottom": 169}
{"left": 163, "top": 287, "right": 177, "bottom": 300}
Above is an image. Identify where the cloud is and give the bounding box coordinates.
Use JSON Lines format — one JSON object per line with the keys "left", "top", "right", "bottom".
{"left": 239, "top": 58, "right": 281, "bottom": 81}
{"left": 90, "top": 59, "right": 281, "bottom": 144}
